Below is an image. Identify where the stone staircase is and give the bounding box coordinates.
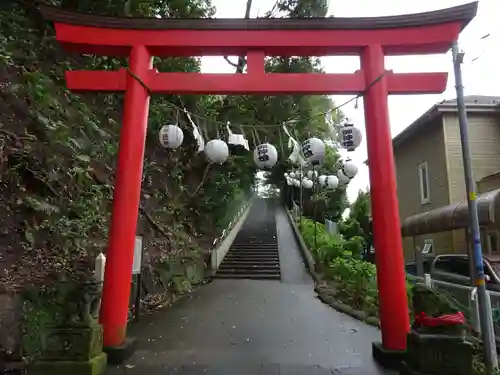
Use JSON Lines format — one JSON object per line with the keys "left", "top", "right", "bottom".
{"left": 213, "top": 199, "right": 281, "bottom": 280}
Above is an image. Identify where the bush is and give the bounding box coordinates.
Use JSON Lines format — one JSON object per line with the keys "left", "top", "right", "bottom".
{"left": 298, "top": 218, "right": 344, "bottom": 266}
{"left": 297, "top": 217, "right": 412, "bottom": 319}
{"left": 326, "top": 257, "right": 379, "bottom": 315}
{"left": 343, "top": 236, "right": 365, "bottom": 259}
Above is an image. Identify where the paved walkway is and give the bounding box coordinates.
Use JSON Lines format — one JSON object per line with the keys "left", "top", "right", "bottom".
{"left": 109, "top": 208, "right": 393, "bottom": 375}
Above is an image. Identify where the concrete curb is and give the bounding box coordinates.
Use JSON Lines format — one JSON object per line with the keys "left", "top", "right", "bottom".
{"left": 284, "top": 209, "right": 322, "bottom": 285}
{"left": 284, "top": 209, "right": 381, "bottom": 329}
{"left": 315, "top": 286, "right": 381, "bottom": 328}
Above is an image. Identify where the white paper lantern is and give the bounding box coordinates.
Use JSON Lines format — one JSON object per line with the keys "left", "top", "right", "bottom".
{"left": 340, "top": 124, "right": 363, "bottom": 151}
{"left": 306, "top": 170, "right": 318, "bottom": 179}
{"left": 159, "top": 124, "right": 184, "bottom": 149}
{"left": 326, "top": 175, "right": 339, "bottom": 189}
{"left": 342, "top": 159, "right": 358, "bottom": 178}
{"left": 302, "top": 178, "right": 313, "bottom": 189}
{"left": 337, "top": 169, "right": 351, "bottom": 185}
{"left": 318, "top": 175, "right": 327, "bottom": 187}
{"left": 301, "top": 137, "right": 325, "bottom": 165}
{"left": 253, "top": 143, "right": 278, "bottom": 169}
{"left": 205, "top": 139, "right": 229, "bottom": 164}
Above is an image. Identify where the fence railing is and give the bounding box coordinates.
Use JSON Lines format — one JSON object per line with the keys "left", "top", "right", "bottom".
{"left": 409, "top": 274, "right": 500, "bottom": 342}
{"left": 211, "top": 201, "right": 250, "bottom": 251}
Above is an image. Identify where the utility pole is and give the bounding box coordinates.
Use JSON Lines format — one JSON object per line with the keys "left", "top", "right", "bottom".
{"left": 299, "top": 166, "right": 303, "bottom": 228}
{"left": 452, "top": 42, "right": 498, "bottom": 373}
{"left": 312, "top": 164, "right": 318, "bottom": 250}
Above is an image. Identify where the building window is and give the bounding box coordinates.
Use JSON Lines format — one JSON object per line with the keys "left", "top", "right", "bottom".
{"left": 422, "top": 238, "right": 434, "bottom": 255}
{"left": 418, "top": 162, "right": 430, "bottom": 204}
{"left": 487, "top": 231, "right": 499, "bottom": 254}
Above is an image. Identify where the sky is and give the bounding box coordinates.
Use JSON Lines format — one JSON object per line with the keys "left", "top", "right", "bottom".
{"left": 200, "top": 0, "right": 500, "bottom": 202}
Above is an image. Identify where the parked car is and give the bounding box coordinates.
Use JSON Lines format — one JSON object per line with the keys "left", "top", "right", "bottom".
{"left": 407, "top": 254, "right": 500, "bottom": 292}
{"left": 405, "top": 256, "right": 435, "bottom": 276}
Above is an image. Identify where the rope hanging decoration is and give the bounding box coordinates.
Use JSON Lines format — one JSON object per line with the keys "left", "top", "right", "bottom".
{"left": 250, "top": 127, "right": 258, "bottom": 148}
{"left": 282, "top": 125, "right": 305, "bottom": 166}
{"left": 278, "top": 128, "right": 285, "bottom": 155}
{"left": 184, "top": 108, "right": 205, "bottom": 153}
{"left": 123, "top": 65, "right": 381, "bottom": 178}
{"left": 156, "top": 71, "right": 388, "bottom": 134}
{"left": 202, "top": 120, "right": 210, "bottom": 142}
{"left": 226, "top": 122, "right": 249, "bottom": 153}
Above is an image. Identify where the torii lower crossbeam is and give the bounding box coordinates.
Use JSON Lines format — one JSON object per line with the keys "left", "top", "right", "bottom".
{"left": 41, "top": 2, "right": 478, "bottom": 368}
{"left": 64, "top": 69, "right": 447, "bottom": 95}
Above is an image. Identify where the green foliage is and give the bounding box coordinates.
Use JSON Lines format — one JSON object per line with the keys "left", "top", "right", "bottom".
{"left": 297, "top": 216, "right": 412, "bottom": 319}
{"left": 340, "top": 190, "right": 372, "bottom": 254}
{"left": 299, "top": 218, "right": 344, "bottom": 265}
{"left": 326, "top": 257, "right": 378, "bottom": 315}
{"left": 297, "top": 217, "right": 379, "bottom": 313}
{"left": 343, "top": 236, "right": 365, "bottom": 258}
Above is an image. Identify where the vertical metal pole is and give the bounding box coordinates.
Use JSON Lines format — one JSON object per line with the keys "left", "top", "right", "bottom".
{"left": 313, "top": 165, "right": 317, "bottom": 250}
{"left": 299, "top": 166, "right": 303, "bottom": 229}
{"left": 452, "top": 42, "right": 497, "bottom": 372}
{"left": 134, "top": 272, "right": 141, "bottom": 322}
{"left": 414, "top": 236, "right": 424, "bottom": 277}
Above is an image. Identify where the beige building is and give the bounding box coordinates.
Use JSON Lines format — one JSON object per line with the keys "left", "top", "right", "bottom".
{"left": 393, "top": 95, "right": 500, "bottom": 261}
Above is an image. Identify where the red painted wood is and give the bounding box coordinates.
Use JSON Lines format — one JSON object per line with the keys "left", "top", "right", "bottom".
{"left": 65, "top": 69, "right": 447, "bottom": 95}
{"left": 54, "top": 21, "right": 462, "bottom": 57}
{"left": 98, "top": 46, "right": 152, "bottom": 347}
{"left": 362, "top": 44, "right": 409, "bottom": 351}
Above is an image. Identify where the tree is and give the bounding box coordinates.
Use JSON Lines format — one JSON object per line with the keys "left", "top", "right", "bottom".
{"left": 340, "top": 190, "right": 373, "bottom": 255}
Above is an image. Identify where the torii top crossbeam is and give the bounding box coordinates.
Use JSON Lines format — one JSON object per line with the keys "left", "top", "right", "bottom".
{"left": 40, "top": 3, "right": 477, "bottom": 95}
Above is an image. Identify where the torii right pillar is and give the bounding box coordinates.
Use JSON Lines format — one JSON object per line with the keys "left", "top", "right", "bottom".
{"left": 360, "top": 3, "right": 478, "bottom": 366}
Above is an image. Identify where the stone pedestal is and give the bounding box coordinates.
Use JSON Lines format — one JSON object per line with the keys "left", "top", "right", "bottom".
{"left": 400, "top": 330, "right": 473, "bottom": 375}
{"left": 31, "top": 324, "right": 107, "bottom": 375}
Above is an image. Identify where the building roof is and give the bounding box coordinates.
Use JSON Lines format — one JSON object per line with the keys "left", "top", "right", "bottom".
{"left": 392, "top": 95, "right": 500, "bottom": 149}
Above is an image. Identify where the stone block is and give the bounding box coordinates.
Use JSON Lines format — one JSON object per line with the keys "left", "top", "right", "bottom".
{"left": 405, "top": 330, "right": 473, "bottom": 375}
{"left": 31, "top": 351, "right": 107, "bottom": 375}
{"left": 41, "top": 324, "right": 103, "bottom": 361}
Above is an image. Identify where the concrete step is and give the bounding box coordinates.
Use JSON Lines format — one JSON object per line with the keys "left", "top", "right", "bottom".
{"left": 223, "top": 254, "right": 279, "bottom": 260}
{"left": 214, "top": 202, "right": 281, "bottom": 280}
{"left": 219, "top": 263, "right": 280, "bottom": 270}
{"left": 213, "top": 274, "right": 281, "bottom": 280}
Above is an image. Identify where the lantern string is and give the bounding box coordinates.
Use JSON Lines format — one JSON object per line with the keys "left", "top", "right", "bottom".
{"left": 186, "top": 163, "right": 212, "bottom": 197}
{"left": 278, "top": 129, "right": 284, "bottom": 155}
{"left": 202, "top": 121, "right": 209, "bottom": 140}
{"left": 250, "top": 127, "right": 257, "bottom": 146}
{"left": 253, "top": 128, "right": 261, "bottom": 145}
{"left": 154, "top": 71, "right": 388, "bottom": 131}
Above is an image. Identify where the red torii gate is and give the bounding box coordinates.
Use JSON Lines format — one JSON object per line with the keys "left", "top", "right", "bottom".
{"left": 41, "top": 2, "right": 477, "bottom": 366}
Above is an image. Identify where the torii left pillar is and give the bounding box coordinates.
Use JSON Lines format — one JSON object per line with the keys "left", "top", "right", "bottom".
{"left": 99, "top": 46, "right": 152, "bottom": 357}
